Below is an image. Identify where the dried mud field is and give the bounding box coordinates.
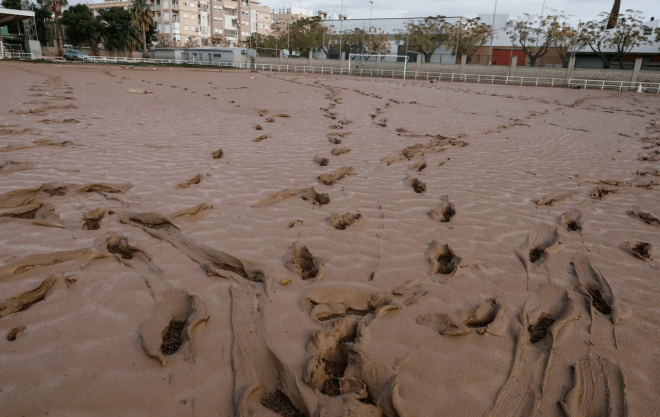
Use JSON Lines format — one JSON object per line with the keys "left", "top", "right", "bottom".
{"left": 1, "top": 61, "right": 659, "bottom": 417}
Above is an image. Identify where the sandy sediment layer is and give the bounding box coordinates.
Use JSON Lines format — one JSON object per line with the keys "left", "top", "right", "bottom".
{"left": 0, "top": 62, "right": 659, "bottom": 416}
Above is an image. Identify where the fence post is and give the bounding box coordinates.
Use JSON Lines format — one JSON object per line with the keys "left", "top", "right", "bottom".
{"left": 631, "top": 58, "right": 642, "bottom": 83}
{"left": 509, "top": 56, "right": 518, "bottom": 77}
{"left": 566, "top": 55, "right": 575, "bottom": 85}
{"left": 459, "top": 54, "right": 467, "bottom": 75}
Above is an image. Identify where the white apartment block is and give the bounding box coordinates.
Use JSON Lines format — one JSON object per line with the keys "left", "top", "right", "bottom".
{"left": 88, "top": 0, "right": 273, "bottom": 48}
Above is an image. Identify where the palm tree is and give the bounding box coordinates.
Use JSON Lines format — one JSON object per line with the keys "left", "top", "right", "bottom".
{"left": 49, "top": 0, "right": 68, "bottom": 57}
{"left": 130, "top": 0, "right": 154, "bottom": 58}
{"left": 607, "top": 0, "right": 621, "bottom": 29}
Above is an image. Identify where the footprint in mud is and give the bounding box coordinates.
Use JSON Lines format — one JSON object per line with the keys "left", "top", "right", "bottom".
{"left": 328, "top": 137, "right": 342, "bottom": 145}
{"left": 518, "top": 225, "right": 562, "bottom": 268}
{"left": 572, "top": 256, "right": 628, "bottom": 328}
{"left": 314, "top": 156, "right": 329, "bottom": 166}
{"left": 212, "top": 148, "right": 223, "bottom": 158}
{"left": 0, "top": 275, "right": 76, "bottom": 319}
{"left": 106, "top": 235, "right": 140, "bottom": 260}
{"left": 429, "top": 195, "right": 455, "bottom": 222}
{"left": 528, "top": 314, "right": 556, "bottom": 343}
{"left": 630, "top": 206, "right": 659, "bottom": 226}
{"left": 590, "top": 186, "right": 617, "bottom": 200}
{"left": 302, "top": 188, "right": 330, "bottom": 206}
{"left": 418, "top": 299, "right": 507, "bottom": 336}
{"left": 329, "top": 124, "right": 343, "bottom": 130}
{"left": 265, "top": 117, "right": 275, "bottom": 123}
{"left": 82, "top": 208, "right": 105, "bottom": 230}
{"left": 330, "top": 212, "right": 365, "bottom": 230}
{"left": 254, "top": 124, "right": 263, "bottom": 130}
{"left": 139, "top": 288, "right": 208, "bottom": 366}
{"left": 261, "top": 391, "right": 306, "bottom": 417}
{"left": 409, "top": 177, "right": 427, "bottom": 193}
{"left": 561, "top": 209, "right": 583, "bottom": 232}
{"left": 429, "top": 241, "right": 467, "bottom": 277}
{"left": 624, "top": 241, "right": 657, "bottom": 260}
{"left": 302, "top": 308, "right": 399, "bottom": 415}
{"left": 319, "top": 167, "right": 355, "bottom": 185}
{"left": 1, "top": 202, "right": 63, "bottom": 227}
{"left": 285, "top": 243, "right": 324, "bottom": 281}
{"left": 331, "top": 147, "right": 351, "bottom": 156}
{"left": 177, "top": 174, "right": 201, "bottom": 189}
{"left": 485, "top": 292, "right": 580, "bottom": 417}
{"left": 7, "top": 326, "right": 26, "bottom": 341}
{"left": 535, "top": 192, "right": 575, "bottom": 206}
{"left": 328, "top": 132, "right": 351, "bottom": 138}
{"left": 411, "top": 161, "right": 427, "bottom": 172}
{"left": 273, "top": 114, "right": 291, "bottom": 118}
{"left": 253, "top": 135, "right": 269, "bottom": 142}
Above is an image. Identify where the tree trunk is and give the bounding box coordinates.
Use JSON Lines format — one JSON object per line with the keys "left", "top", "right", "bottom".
{"left": 142, "top": 27, "right": 148, "bottom": 58}
{"left": 90, "top": 41, "right": 99, "bottom": 57}
{"left": 54, "top": 15, "right": 63, "bottom": 56}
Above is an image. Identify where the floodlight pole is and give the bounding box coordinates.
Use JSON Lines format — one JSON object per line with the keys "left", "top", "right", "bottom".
{"left": 339, "top": 0, "right": 344, "bottom": 60}
{"left": 369, "top": 1, "right": 373, "bottom": 50}
{"left": 488, "top": 0, "right": 498, "bottom": 65}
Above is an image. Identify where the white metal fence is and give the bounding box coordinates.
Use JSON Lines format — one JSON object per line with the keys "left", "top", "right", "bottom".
{"left": 49, "top": 55, "right": 654, "bottom": 93}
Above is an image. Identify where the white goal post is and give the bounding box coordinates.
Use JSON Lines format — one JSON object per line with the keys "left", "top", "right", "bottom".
{"left": 348, "top": 54, "right": 410, "bottom": 79}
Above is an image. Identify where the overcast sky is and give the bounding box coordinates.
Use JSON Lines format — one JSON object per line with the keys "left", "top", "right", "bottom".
{"left": 280, "top": 0, "right": 659, "bottom": 24}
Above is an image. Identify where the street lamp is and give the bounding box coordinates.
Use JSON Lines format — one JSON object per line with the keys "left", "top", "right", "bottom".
{"left": 487, "top": 0, "right": 498, "bottom": 65}
{"left": 339, "top": 0, "right": 344, "bottom": 60}
{"left": 369, "top": 1, "right": 373, "bottom": 53}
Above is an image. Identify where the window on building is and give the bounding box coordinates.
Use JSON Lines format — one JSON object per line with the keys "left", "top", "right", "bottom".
{"left": 184, "top": 12, "right": 188, "bottom": 17}
{"left": 183, "top": 1, "right": 186, "bottom": 5}
{"left": 191, "top": 2, "right": 195, "bottom": 7}
{"left": 218, "top": 18, "right": 222, "bottom": 22}
{"left": 184, "top": 25, "right": 189, "bottom": 30}
{"left": 213, "top": 53, "right": 221, "bottom": 57}
{"left": 191, "top": 13, "right": 195, "bottom": 18}
{"left": 643, "top": 26, "right": 652, "bottom": 36}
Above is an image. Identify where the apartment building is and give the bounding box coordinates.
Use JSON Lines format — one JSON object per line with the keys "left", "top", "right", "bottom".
{"left": 148, "top": 0, "right": 208, "bottom": 46}
{"left": 207, "top": 0, "right": 272, "bottom": 47}
{"left": 88, "top": 0, "right": 271, "bottom": 48}
{"left": 272, "top": 4, "right": 312, "bottom": 29}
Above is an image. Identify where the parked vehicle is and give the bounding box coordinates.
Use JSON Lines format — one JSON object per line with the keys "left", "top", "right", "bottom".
{"left": 63, "top": 44, "right": 74, "bottom": 50}
{"left": 63, "top": 49, "right": 87, "bottom": 61}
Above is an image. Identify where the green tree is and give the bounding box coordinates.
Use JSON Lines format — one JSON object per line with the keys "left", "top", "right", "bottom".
{"left": 545, "top": 11, "right": 590, "bottom": 68}
{"left": 444, "top": 17, "right": 490, "bottom": 63}
{"left": 583, "top": 9, "right": 648, "bottom": 69}
{"left": 288, "top": 16, "right": 323, "bottom": 57}
{"left": 98, "top": 7, "right": 133, "bottom": 55}
{"left": 509, "top": 13, "right": 554, "bottom": 67}
{"left": 249, "top": 33, "right": 280, "bottom": 56}
{"left": 129, "top": 0, "right": 153, "bottom": 58}
{"left": 395, "top": 16, "right": 449, "bottom": 63}
{"left": 34, "top": 0, "right": 53, "bottom": 44}
{"left": 47, "top": 0, "right": 68, "bottom": 56}
{"left": 60, "top": 4, "right": 102, "bottom": 55}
